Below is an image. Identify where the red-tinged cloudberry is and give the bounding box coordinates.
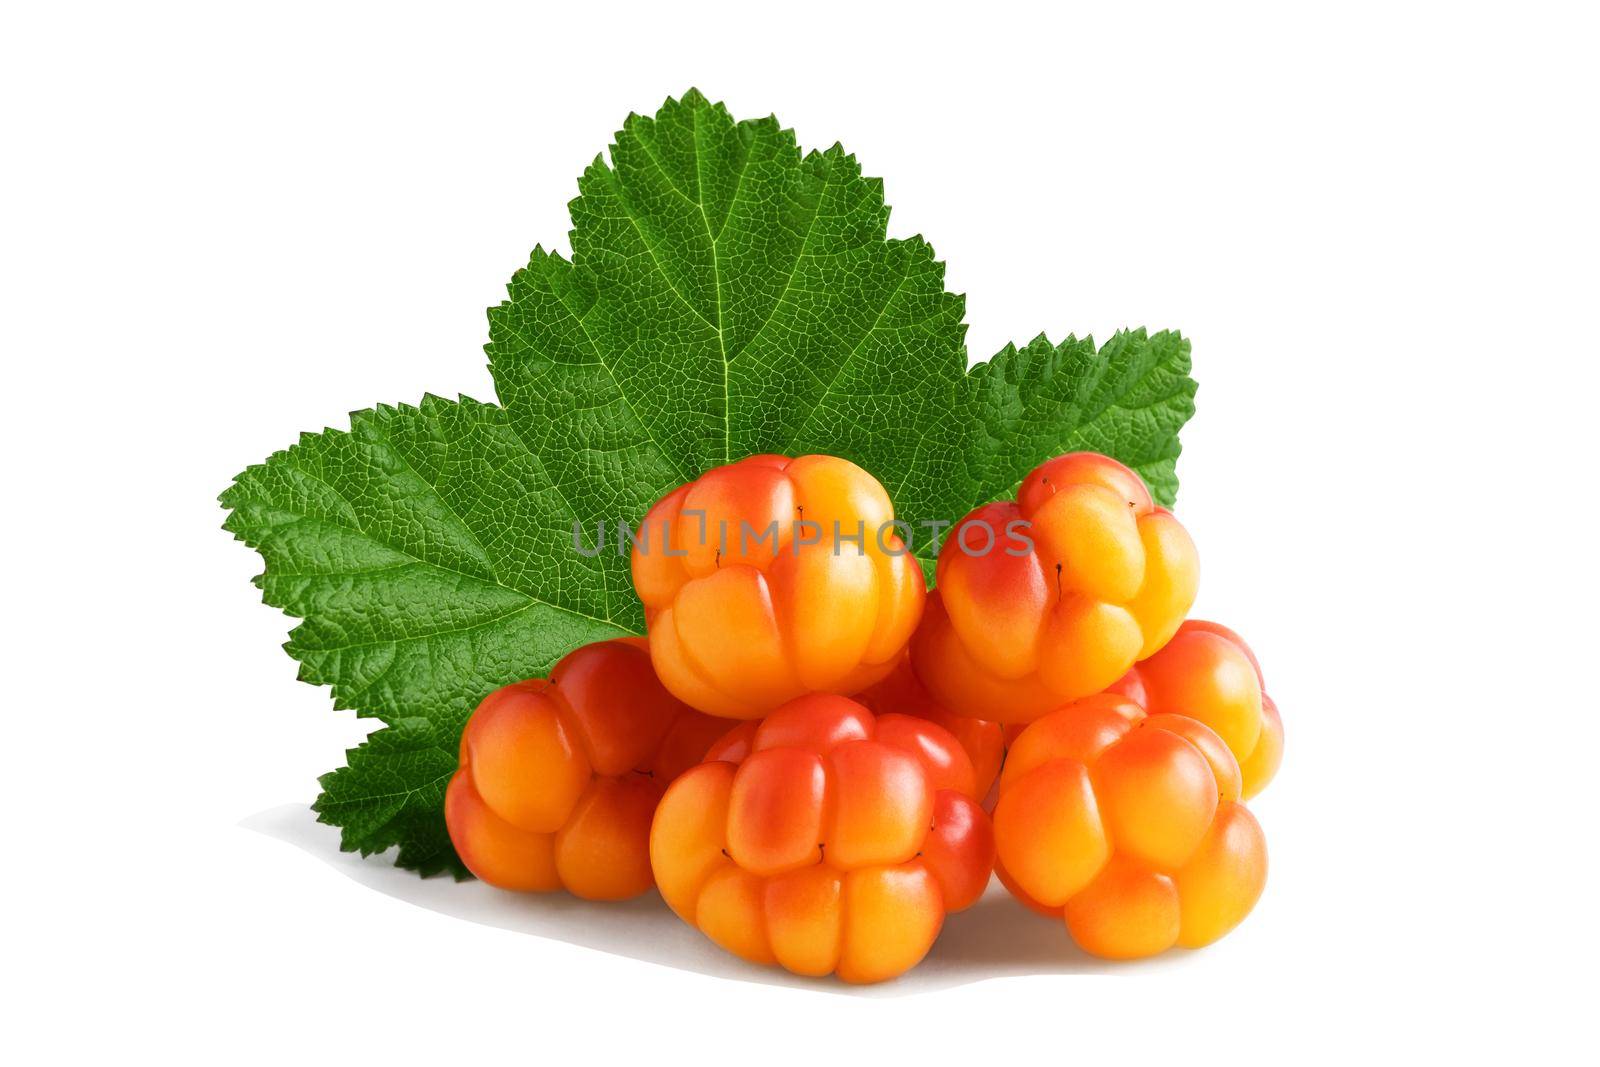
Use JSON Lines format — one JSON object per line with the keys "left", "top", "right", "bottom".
{"left": 650, "top": 694, "right": 996, "bottom": 983}
{"left": 912, "top": 452, "right": 1198, "bottom": 724}
{"left": 632, "top": 454, "right": 924, "bottom": 719}
{"left": 445, "top": 638, "right": 726, "bottom": 900}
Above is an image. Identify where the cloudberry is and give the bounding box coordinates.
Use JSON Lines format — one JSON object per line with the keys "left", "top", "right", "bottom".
{"left": 445, "top": 638, "right": 725, "bottom": 899}
{"left": 650, "top": 694, "right": 995, "bottom": 983}
{"left": 632, "top": 454, "right": 924, "bottom": 719}
{"left": 912, "top": 452, "right": 1198, "bottom": 723}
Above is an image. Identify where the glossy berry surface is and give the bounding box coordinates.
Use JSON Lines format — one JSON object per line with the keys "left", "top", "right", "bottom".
{"left": 631, "top": 454, "right": 925, "bottom": 719}
{"left": 1118, "top": 619, "right": 1283, "bottom": 798}
{"left": 855, "top": 656, "right": 1006, "bottom": 801}
{"left": 650, "top": 694, "right": 996, "bottom": 983}
{"left": 911, "top": 452, "right": 1199, "bottom": 723}
{"left": 445, "top": 638, "right": 726, "bottom": 900}
{"left": 994, "top": 693, "right": 1267, "bottom": 958}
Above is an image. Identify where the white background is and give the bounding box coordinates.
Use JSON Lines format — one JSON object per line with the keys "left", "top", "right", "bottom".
{"left": 5, "top": 1, "right": 1598, "bottom": 1062}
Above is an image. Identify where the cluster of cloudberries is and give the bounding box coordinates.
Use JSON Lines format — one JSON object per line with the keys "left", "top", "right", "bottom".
{"left": 447, "top": 452, "right": 1280, "bottom": 982}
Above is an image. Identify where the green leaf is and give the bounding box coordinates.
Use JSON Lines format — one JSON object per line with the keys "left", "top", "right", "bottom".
{"left": 220, "top": 393, "right": 634, "bottom": 731}
{"left": 962, "top": 329, "right": 1196, "bottom": 512}
{"left": 487, "top": 91, "right": 1195, "bottom": 560}
{"left": 487, "top": 89, "right": 970, "bottom": 584}
{"left": 225, "top": 89, "right": 1198, "bottom": 874}
{"left": 313, "top": 718, "right": 465, "bottom": 877}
